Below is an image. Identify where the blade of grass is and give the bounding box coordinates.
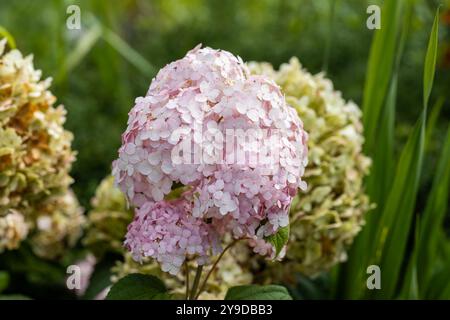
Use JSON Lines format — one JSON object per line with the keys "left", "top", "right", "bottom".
{"left": 422, "top": 7, "right": 440, "bottom": 109}
{"left": 362, "top": 0, "right": 404, "bottom": 153}
{"left": 417, "top": 124, "right": 450, "bottom": 294}
{"left": 425, "top": 96, "right": 445, "bottom": 148}
{"left": 372, "top": 7, "right": 440, "bottom": 299}
{"left": 102, "top": 28, "right": 155, "bottom": 76}
{"left": 337, "top": 0, "right": 409, "bottom": 299}
{"left": 398, "top": 215, "right": 420, "bottom": 299}
{"left": 372, "top": 108, "right": 425, "bottom": 298}
{"left": 322, "top": 0, "right": 337, "bottom": 72}
{"left": 425, "top": 234, "right": 450, "bottom": 299}
{"left": 55, "top": 23, "right": 103, "bottom": 83}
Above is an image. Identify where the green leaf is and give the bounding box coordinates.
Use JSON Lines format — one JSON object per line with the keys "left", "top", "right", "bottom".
{"left": 372, "top": 100, "right": 425, "bottom": 299}
{"left": 265, "top": 225, "right": 289, "bottom": 258}
{"left": 321, "top": 0, "right": 337, "bottom": 72}
{"left": 0, "top": 26, "right": 16, "bottom": 49}
{"left": 291, "top": 273, "right": 331, "bottom": 300}
{"left": 425, "top": 241, "right": 450, "bottom": 300}
{"left": 0, "top": 294, "right": 31, "bottom": 300}
{"left": 0, "top": 271, "right": 10, "bottom": 293}
{"left": 106, "top": 273, "right": 170, "bottom": 300}
{"left": 425, "top": 96, "right": 445, "bottom": 148}
{"left": 423, "top": 7, "right": 440, "bottom": 109}
{"left": 82, "top": 257, "right": 115, "bottom": 300}
{"left": 0, "top": 245, "right": 66, "bottom": 285}
{"left": 225, "top": 285, "right": 292, "bottom": 300}
{"left": 338, "top": 0, "right": 411, "bottom": 299}
{"left": 372, "top": 6, "right": 440, "bottom": 299}
{"left": 362, "top": 0, "right": 404, "bottom": 153}
{"left": 398, "top": 215, "right": 420, "bottom": 299}
{"left": 417, "top": 125, "right": 450, "bottom": 293}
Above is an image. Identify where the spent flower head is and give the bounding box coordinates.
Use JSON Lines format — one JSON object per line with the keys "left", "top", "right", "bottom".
{"left": 0, "top": 38, "right": 83, "bottom": 258}
{"left": 248, "top": 58, "right": 372, "bottom": 277}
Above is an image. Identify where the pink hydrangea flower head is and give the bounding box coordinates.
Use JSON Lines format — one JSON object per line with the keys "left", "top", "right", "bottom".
{"left": 114, "top": 45, "right": 308, "bottom": 271}
{"left": 124, "top": 199, "right": 221, "bottom": 275}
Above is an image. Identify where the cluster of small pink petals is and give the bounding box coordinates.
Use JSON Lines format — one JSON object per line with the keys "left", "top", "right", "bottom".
{"left": 113, "top": 45, "right": 308, "bottom": 272}
{"left": 124, "top": 199, "right": 220, "bottom": 275}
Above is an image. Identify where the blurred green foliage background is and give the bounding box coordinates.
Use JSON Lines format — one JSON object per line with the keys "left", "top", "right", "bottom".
{"left": 0, "top": 0, "right": 448, "bottom": 209}
{"left": 1, "top": 0, "right": 449, "bottom": 300}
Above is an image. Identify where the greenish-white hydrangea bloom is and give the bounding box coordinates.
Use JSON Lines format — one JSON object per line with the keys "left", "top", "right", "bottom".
{"left": 0, "top": 209, "right": 28, "bottom": 252}
{"left": 83, "top": 176, "right": 133, "bottom": 258}
{"left": 0, "top": 39, "right": 83, "bottom": 258}
{"left": 249, "top": 58, "right": 372, "bottom": 278}
{"left": 30, "top": 190, "right": 84, "bottom": 259}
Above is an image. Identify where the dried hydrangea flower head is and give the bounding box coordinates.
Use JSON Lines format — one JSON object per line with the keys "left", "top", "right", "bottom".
{"left": 0, "top": 209, "right": 28, "bottom": 252}
{"left": 113, "top": 45, "right": 308, "bottom": 274}
{"left": 29, "top": 190, "right": 85, "bottom": 259}
{"left": 249, "top": 58, "right": 371, "bottom": 277}
{"left": 0, "top": 39, "right": 83, "bottom": 258}
{"left": 83, "top": 176, "right": 134, "bottom": 258}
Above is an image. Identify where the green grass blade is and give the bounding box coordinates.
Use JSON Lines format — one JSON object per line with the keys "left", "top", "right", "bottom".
{"left": 425, "top": 235, "right": 450, "bottom": 299}
{"left": 417, "top": 125, "right": 450, "bottom": 293}
{"left": 338, "top": 74, "right": 398, "bottom": 299}
{"left": 373, "top": 110, "right": 425, "bottom": 299}
{"left": 321, "top": 0, "right": 337, "bottom": 72}
{"left": 102, "top": 28, "right": 156, "bottom": 76}
{"left": 337, "top": 0, "right": 409, "bottom": 299}
{"left": 422, "top": 7, "right": 440, "bottom": 109}
{"left": 362, "top": 0, "right": 404, "bottom": 153}
{"left": 398, "top": 215, "right": 420, "bottom": 299}
{"left": 425, "top": 96, "right": 445, "bottom": 149}
{"left": 56, "top": 23, "right": 102, "bottom": 83}
{"left": 372, "top": 7, "right": 440, "bottom": 299}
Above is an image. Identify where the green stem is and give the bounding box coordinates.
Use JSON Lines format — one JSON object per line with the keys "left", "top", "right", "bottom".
{"left": 184, "top": 260, "right": 190, "bottom": 300}
{"left": 322, "top": 0, "right": 337, "bottom": 72}
{"left": 189, "top": 265, "right": 203, "bottom": 300}
{"left": 194, "top": 239, "right": 242, "bottom": 300}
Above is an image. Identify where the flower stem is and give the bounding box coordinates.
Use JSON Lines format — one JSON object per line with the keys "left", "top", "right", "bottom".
{"left": 184, "top": 260, "right": 190, "bottom": 300}
{"left": 194, "top": 239, "right": 242, "bottom": 300}
{"left": 189, "top": 265, "right": 203, "bottom": 300}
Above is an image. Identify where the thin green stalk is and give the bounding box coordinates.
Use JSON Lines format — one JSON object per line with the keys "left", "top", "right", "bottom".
{"left": 194, "top": 239, "right": 242, "bottom": 300}
{"left": 322, "top": 0, "right": 337, "bottom": 72}
{"left": 189, "top": 265, "right": 203, "bottom": 300}
{"left": 184, "top": 261, "right": 190, "bottom": 300}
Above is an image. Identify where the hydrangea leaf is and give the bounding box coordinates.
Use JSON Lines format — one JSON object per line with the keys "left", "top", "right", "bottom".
{"left": 0, "top": 271, "right": 10, "bottom": 293}
{"left": 265, "top": 225, "right": 289, "bottom": 258}
{"left": 0, "top": 294, "right": 31, "bottom": 300}
{"left": 225, "top": 285, "right": 292, "bottom": 300}
{"left": 106, "top": 274, "right": 170, "bottom": 300}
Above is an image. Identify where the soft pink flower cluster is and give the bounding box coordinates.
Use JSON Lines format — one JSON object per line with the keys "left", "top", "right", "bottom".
{"left": 124, "top": 199, "right": 221, "bottom": 275}
{"left": 113, "top": 45, "right": 308, "bottom": 274}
